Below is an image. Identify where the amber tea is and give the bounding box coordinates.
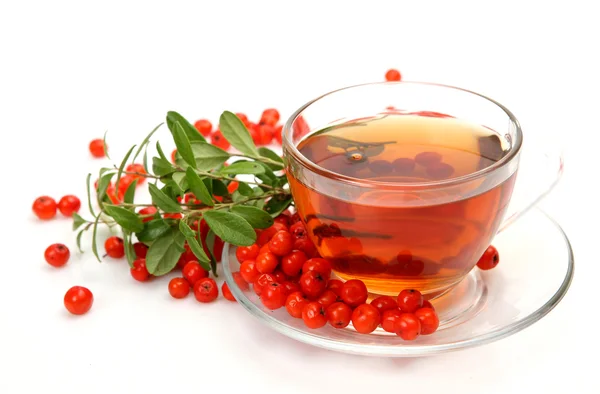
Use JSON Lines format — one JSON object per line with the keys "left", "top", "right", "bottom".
{"left": 287, "top": 114, "right": 517, "bottom": 296}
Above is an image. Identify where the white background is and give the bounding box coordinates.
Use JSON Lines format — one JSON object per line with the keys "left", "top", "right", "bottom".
{"left": 1, "top": 1, "right": 598, "bottom": 393}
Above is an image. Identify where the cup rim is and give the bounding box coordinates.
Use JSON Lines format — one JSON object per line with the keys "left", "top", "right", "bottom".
{"left": 282, "top": 81, "right": 523, "bottom": 190}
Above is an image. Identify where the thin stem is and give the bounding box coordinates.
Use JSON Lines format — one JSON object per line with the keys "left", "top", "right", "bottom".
{"left": 194, "top": 170, "right": 284, "bottom": 192}
{"left": 236, "top": 154, "right": 283, "bottom": 167}
{"left": 119, "top": 170, "right": 161, "bottom": 179}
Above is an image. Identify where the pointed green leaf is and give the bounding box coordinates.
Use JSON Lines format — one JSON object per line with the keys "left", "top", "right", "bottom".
{"left": 175, "top": 142, "right": 230, "bottom": 171}
{"left": 219, "top": 111, "right": 259, "bottom": 157}
{"left": 123, "top": 231, "right": 136, "bottom": 268}
{"left": 152, "top": 157, "right": 176, "bottom": 176}
{"left": 133, "top": 122, "right": 163, "bottom": 163}
{"left": 103, "top": 205, "right": 144, "bottom": 232}
{"left": 187, "top": 237, "right": 211, "bottom": 271}
{"left": 171, "top": 121, "right": 197, "bottom": 168}
{"left": 264, "top": 195, "right": 293, "bottom": 217}
{"left": 237, "top": 182, "right": 253, "bottom": 196}
{"left": 203, "top": 178, "right": 213, "bottom": 195}
{"left": 85, "top": 173, "right": 97, "bottom": 217}
{"left": 115, "top": 145, "right": 137, "bottom": 193}
{"left": 172, "top": 172, "right": 188, "bottom": 192}
{"left": 76, "top": 226, "right": 88, "bottom": 253}
{"left": 202, "top": 210, "right": 256, "bottom": 246}
{"left": 99, "top": 167, "right": 114, "bottom": 176}
{"left": 97, "top": 172, "right": 115, "bottom": 204}
{"left": 220, "top": 161, "right": 265, "bottom": 175}
{"left": 186, "top": 168, "right": 214, "bottom": 206}
{"left": 91, "top": 215, "right": 101, "bottom": 262}
{"left": 212, "top": 179, "right": 229, "bottom": 197}
{"left": 72, "top": 212, "right": 86, "bottom": 231}
{"left": 230, "top": 205, "right": 274, "bottom": 229}
{"left": 123, "top": 178, "right": 139, "bottom": 205}
{"left": 103, "top": 130, "right": 111, "bottom": 160}
{"left": 167, "top": 111, "right": 206, "bottom": 143}
{"left": 145, "top": 229, "right": 185, "bottom": 276}
{"left": 156, "top": 141, "right": 169, "bottom": 162}
{"left": 143, "top": 143, "right": 150, "bottom": 174}
{"left": 178, "top": 220, "right": 196, "bottom": 238}
{"left": 148, "top": 183, "right": 182, "bottom": 213}
{"left": 136, "top": 219, "right": 171, "bottom": 243}
{"left": 258, "top": 147, "right": 285, "bottom": 170}
{"left": 204, "top": 230, "right": 218, "bottom": 275}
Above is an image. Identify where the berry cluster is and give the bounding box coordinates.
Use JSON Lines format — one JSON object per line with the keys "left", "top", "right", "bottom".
{"left": 32, "top": 195, "right": 81, "bottom": 220}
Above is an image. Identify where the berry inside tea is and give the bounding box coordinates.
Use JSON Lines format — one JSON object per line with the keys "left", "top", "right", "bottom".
{"left": 287, "top": 113, "right": 516, "bottom": 296}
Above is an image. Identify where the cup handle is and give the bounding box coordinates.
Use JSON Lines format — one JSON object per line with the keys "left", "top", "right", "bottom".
{"left": 497, "top": 146, "right": 564, "bottom": 234}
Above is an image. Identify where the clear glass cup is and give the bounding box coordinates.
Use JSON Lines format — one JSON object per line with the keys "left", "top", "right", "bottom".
{"left": 282, "top": 81, "right": 560, "bottom": 297}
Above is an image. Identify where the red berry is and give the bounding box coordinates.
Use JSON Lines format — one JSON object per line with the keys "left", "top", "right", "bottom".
{"left": 351, "top": 304, "right": 381, "bottom": 334}
{"left": 273, "top": 213, "right": 290, "bottom": 227}
{"left": 105, "top": 184, "right": 123, "bottom": 204}
{"left": 477, "top": 245, "right": 500, "bottom": 270}
{"left": 259, "top": 243, "right": 271, "bottom": 255}
{"left": 281, "top": 281, "right": 301, "bottom": 296}
{"left": 171, "top": 149, "right": 177, "bottom": 163}
{"left": 293, "top": 237, "right": 318, "bottom": 258}
{"left": 257, "top": 222, "right": 288, "bottom": 246}
{"left": 117, "top": 175, "right": 135, "bottom": 195}
{"left": 326, "top": 302, "right": 352, "bottom": 328}
{"left": 130, "top": 259, "right": 150, "bottom": 282}
{"left": 232, "top": 271, "right": 250, "bottom": 291}
{"left": 370, "top": 296, "right": 398, "bottom": 315}
{"left": 289, "top": 221, "right": 307, "bottom": 239}
{"left": 299, "top": 270, "right": 328, "bottom": 299}
{"left": 317, "top": 290, "right": 338, "bottom": 308}
{"left": 194, "top": 119, "right": 213, "bottom": 136}
{"left": 236, "top": 112, "right": 249, "bottom": 125}
{"left": 183, "top": 261, "right": 208, "bottom": 286}
{"left": 253, "top": 273, "right": 276, "bottom": 296}
{"left": 414, "top": 151, "right": 442, "bottom": 166}
{"left": 302, "top": 258, "right": 332, "bottom": 277}
{"left": 285, "top": 291, "right": 309, "bottom": 318}
{"left": 290, "top": 212, "right": 301, "bottom": 224}
{"left": 89, "top": 139, "right": 106, "bottom": 158}
{"left": 133, "top": 242, "right": 148, "bottom": 258}
{"left": 381, "top": 309, "right": 403, "bottom": 333}
{"left": 248, "top": 123, "right": 261, "bottom": 145}
{"left": 57, "top": 195, "right": 81, "bottom": 216}
{"left": 240, "top": 259, "right": 260, "bottom": 284}
{"left": 163, "top": 213, "right": 182, "bottom": 220}
{"left": 397, "top": 289, "right": 423, "bottom": 313}
{"left": 327, "top": 279, "right": 344, "bottom": 297}
{"left": 280, "top": 250, "right": 308, "bottom": 277}
{"left": 211, "top": 130, "right": 230, "bottom": 150}
{"left": 422, "top": 300, "right": 434, "bottom": 309}
{"left": 260, "top": 282, "right": 287, "bottom": 310}
{"left": 273, "top": 124, "right": 283, "bottom": 145}
{"left": 222, "top": 282, "right": 236, "bottom": 302}
{"left": 193, "top": 278, "right": 219, "bottom": 303}
{"left": 104, "top": 236, "right": 124, "bottom": 258}
{"left": 44, "top": 243, "right": 70, "bottom": 267}
{"left": 64, "top": 286, "right": 93, "bottom": 315}
{"left": 32, "top": 196, "right": 57, "bottom": 220}
{"left": 168, "top": 277, "right": 190, "bottom": 299}
{"left": 340, "top": 279, "right": 368, "bottom": 307}
{"left": 126, "top": 163, "right": 147, "bottom": 183}
{"left": 139, "top": 206, "right": 157, "bottom": 222}
{"left": 385, "top": 68, "right": 402, "bottom": 82}
{"left": 255, "top": 252, "right": 279, "bottom": 274}
{"left": 268, "top": 230, "right": 293, "bottom": 256}
{"left": 415, "top": 307, "right": 440, "bottom": 335}
{"left": 260, "top": 108, "right": 280, "bottom": 126}
{"left": 227, "top": 181, "right": 239, "bottom": 194}
{"left": 394, "top": 313, "right": 421, "bottom": 340}
{"left": 256, "top": 124, "right": 274, "bottom": 145}
{"left": 177, "top": 243, "right": 196, "bottom": 269}
{"left": 272, "top": 269, "right": 287, "bottom": 283}
{"left": 302, "top": 302, "right": 327, "bottom": 329}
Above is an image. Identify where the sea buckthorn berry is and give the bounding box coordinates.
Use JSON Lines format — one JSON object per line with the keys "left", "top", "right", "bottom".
{"left": 286, "top": 291, "right": 309, "bottom": 318}
{"left": 240, "top": 259, "right": 260, "bottom": 284}
{"left": 394, "top": 313, "right": 421, "bottom": 341}
{"left": 139, "top": 206, "right": 157, "bottom": 222}
{"left": 385, "top": 68, "right": 402, "bottom": 82}
{"left": 268, "top": 230, "right": 293, "bottom": 257}
{"left": 426, "top": 162, "right": 455, "bottom": 180}
{"left": 392, "top": 158, "right": 416, "bottom": 174}
{"left": 293, "top": 237, "right": 318, "bottom": 258}
{"left": 326, "top": 302, "right": 352, "bottom": 328}
{"left": 290, "top": 212, "right": 301, "bottom": 224}
{"left": 57, "top": 195, "right": 81, "bottom": 216}
{"left": 273, "top": 124, "right": 283, "bottom": 145}
{"left": 133, "top": 242, "right": 148, "bottom": 258}
{"left": 260, "top": 108, "right": 280, "bottom": 126}
{"left": 257, "top": 222, "right": 289, "bottom": 246}
{"left": 89, "top": 139, "right": 106, "bottom": 158}
{"left": 44, "top": 244, "right": 70, "bottom": 267}
{"left": 236, "top": 244, "right": 260, "bottom": 263}
{"left": 32, "top": 196, "right": 57, "bottom": 220}
{"left": 477, "top": 245, "right": 500, "bottom": 270}
{"left": 397, "top": 289, "right": 423, "bottom": 313}
{"left": 64, "top": 286, "right": 93, "bottom": 315}
{"left": 281, "top": 281, "right": 301, "bottom": 296}
{"left": 422, "top": 300, "right": 434, "bottom": 309}
{"left": 255, "top": 252, "right": 279, "bottom": 274}
{"left": 299, "top": 270, "right": 328, "bottom": 299}
{"left": 194, "top": 119, "right": 213, "bottom": 136}
{"left": 260, "top": 282, "right": 287, "bottom": 310}
{"left": 193, "top": 278, "right": 218, "bottom": 303}
{"left": 253, "top": 273, "right": 276, "bottom": 296}
{"left": 222, "top": 282, "right": 236, "bottom": 302}
{"left": 272, "top": 269, "right": 287, "bottom": 283}
{"left": 168, "top": 277, "right": 190, "bottom": 299}
{"left": 415, "top": 307, "right": 439, "bottom": 335}
{"left": 232, "top": 271, "right": 250, "bottom": 291}
{"left": 381, "top": 309, "right": 403, "bottom": 333}
{"left": 236, "top": 112, "right": 249, "bottom": 126}
{"left": 273, "top": 213, "right": 290, "bottom": 227}
{"left": 290, "top": 221, "right": 307, "bottom": 239}
{"left": 414, "top": 151, "right": 442, "bottom": 166}
{"left": 351, "top": 304, "right": 381, "bottom": 334}
{"left": 340, "top": 279, "right": 368, "bottom": 307}
{"left": 317, "top": 290, "right": 338, "bottom": 309}
{"left": 227, "top": 181, "right": 239, "bottom": 194}
{"left": 130, "top": 259, "right": 150, "bottom": 282}
{"left": 327, "top": 279, "right": 344, "bottom": 297}
{"left": 177, "top": 244, "right": 196, "bottom": 269}
{"left": 302, "top": 302, "right": 327, "bottom": 329}
{"left": 126, "top": 163, "right": 147, "bottom": 182}
{"left": 259, "top": 243, "right": 271, "bottom": 255}
{"left": 104, "top": 236, "right": 125, "bottom": 258}
{"left": 164, "top": 213, "right": 183, "bottom": 220}
{"left": 117, "top": 175, "right": 135, "bottom": 195}
{"left": 302, "top": 258, "right": 332, "bottom": 278}
{"left": 280, "top": 250, "right": 308, "bottom": 277}
{"left": 182, "top": 261, "right": 209, "bottom": 286}
{"left": 248, "top": 123, "right": 261, "bottom": 145}
{"left": 211, "top": 130, "right": 230, "bottom": 150}
{"left": 171, "top": 149, "right": 177, "bottom": 163}
{"left": 370, "top": 296, "right": 398, "bottom": 315}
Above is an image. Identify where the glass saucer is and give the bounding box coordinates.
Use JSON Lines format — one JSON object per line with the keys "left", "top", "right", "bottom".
{"left": 222, "top": 208, "right": 573, "bottom": 357}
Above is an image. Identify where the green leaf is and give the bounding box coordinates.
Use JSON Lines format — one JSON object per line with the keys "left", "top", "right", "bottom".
{"left": 204, "top": 230, "right": 218, "bottom": 275}
{"left": 178, "top": 220, "right": 196, "bottom": 238}
{"left": 145, "top": 229, "right": 185, "bottom": 276}
{"left": 99, "top": 167, "right": 114, "bottom": 176}
{"left": 143, "top": 143, "right": 150, "bottom": 174}
{"left": 255, "top": 162, "right": 278, "bottom": 186}
{"left": 103, "top": 205, "right": 144, "bottom": 232}
{"left": 175, "top": 142, "right": 230, "bottom": 171}
{"left": 253, "top": 187, "right": 265, "bottom": 196}
{"left": 220, "top": 161, "right": 265, "bottom": 175}
{"left": 258, "top": 147, "right": 285, "bottom": 170}
{"left": 91, "top": 215, "right": 101, "bottom": 262}
{"left": 133, "top": 122, "right": 163, "bottom": 163}
{"left": 186, "top": 167, "right": 214, "bottom": 206}
{"left": 85, "top": 173, "right": 97, "bottom": 217}
{"left": 203, "top": 178, "right": 213, "bottom": 195}
{"left": 187, "top": 238, "right": 211, "bottom": 271}
{"left": 123, "top": 231, "right": 136, "bottom": 268}
{"left": 97, "top": 172, "right": 115, "bottom": 204}
{"left": 152, "top": 157, "right": 176, "bottom": 176}
{"left": 156, "top": 141, "right": 169, "bottom": 162}
{"left": 148, "top": 183, "right": 182, "bottom": 213}
{"left": 72, "top": 212, "right": 86, "bottom": 231}
{"left": 171, "top": 121, "right": 197, "bottom": 168}
{"left": 115, "top": 145, "right": 137, "bottom": 193}
{"left": 103, "top": 130, "right": 111, "bottom": 160}
{"left": 123, "top": 178, "right": 139, "bottom": 205}
{"left": 230, "top": 205, "right": 274, "bottom": 229}
{"left": 172, "top": 172, "right": 188, "bottom": 192}
{"left": 167, "top": 111, "right": 206, "bottom": 143}
{"left": 202, "top": 210, "right": 256, "bottom": 246}
{"left": 219, "top": 111, "right": 259, "bottom": 157}
{"left": 76, "top": 226, "right": 88, "bottom": 253}
{"left": 264, "top": 195, "right": 293, "bottom": 217}
{"left": 237, "top": 182, "right": 253, "bottom": 196}
{"left": 136, "top": 219, "right": 171, "bottom": 243}
{"left": 212, "top": 179, "right": 229, "bottom": 197}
